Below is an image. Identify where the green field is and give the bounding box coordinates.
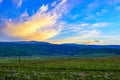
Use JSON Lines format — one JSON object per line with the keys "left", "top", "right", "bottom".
{"left": 0, "top": 57, "right": 120, "bottom": 80}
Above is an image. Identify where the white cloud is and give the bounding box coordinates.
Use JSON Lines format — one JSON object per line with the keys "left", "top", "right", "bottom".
{"left": 92, "top": 22, "right": 108, "bottom": 28}
{"left": 63, "top": 29, "right": 101, "bottom": 40}
{"left": 61, "top": 22, "right": 108, "bottom": 35}
{"left": 40, "top": 5, "right": 48, "bottom": 13}
{"left": 20, "top": 10, "right": 29, "bottom": 18}
{"left": 80, "top": 30, "right": 101, "bottom": 39}
{"left": 19, "top": 10, "right": 29, "bottom": 21}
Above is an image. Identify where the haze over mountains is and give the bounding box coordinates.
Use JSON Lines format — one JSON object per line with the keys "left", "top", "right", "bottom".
{"left": 0, "top": 41, "right": 120, "bottom": 57}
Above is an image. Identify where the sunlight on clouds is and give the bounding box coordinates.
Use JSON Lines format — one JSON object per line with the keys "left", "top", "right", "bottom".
{"left": 22, "top": 28, "right": 61, "bottom": 41}
{"left": 2, "top": 0, "right": 67, "bottom": 41}
{"left": 50, "top": 39, "right": 103, "bottom": 44}
{"left": 85, "top": 40, "right": 103, "bottom": 44}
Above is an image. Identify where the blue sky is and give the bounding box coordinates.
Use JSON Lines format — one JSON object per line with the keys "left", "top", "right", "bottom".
{"left": 0, "top": 0, "right": 120, "bottom": 45}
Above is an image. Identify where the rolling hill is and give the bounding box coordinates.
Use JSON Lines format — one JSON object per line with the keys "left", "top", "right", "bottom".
{"left": 0, "top": 41, "right": 120, "bottom": 57}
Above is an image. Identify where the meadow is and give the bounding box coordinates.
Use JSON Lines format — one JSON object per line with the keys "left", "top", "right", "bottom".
{"left": 0, "top": 57, "right": 120, "bottom": 80}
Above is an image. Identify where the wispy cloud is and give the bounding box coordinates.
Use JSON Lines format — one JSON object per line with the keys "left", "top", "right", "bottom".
{"left": 63, "top": 29, "right": 101, "bottom": 40}
{"left": 12, "top": 0, "right": 22, "bottom": 7}
{"left": 79, "top": 30, "right": 101, "bottom": 39}
{"left": 91, "top": 22, "right": 108, "bottom": 28}
{"left": 40, "top": 4, "right": 48, "bottom": 12}
{"left": 49, "top": 32, "right": 120, "bottom": 45}
{"left": 2, "top": 0, "right": 67, "bottom": 41}
{"left": 49, "top": 28, "right": 107, "bottom": 44}
{"left": 51, "top": 21, "right": 107, "bottom": 44}
{"left": 61, "top": 22, "right": 108, "bottom": 34}
{"left": 21, "top": 10, "right": 28, "bottom": 16}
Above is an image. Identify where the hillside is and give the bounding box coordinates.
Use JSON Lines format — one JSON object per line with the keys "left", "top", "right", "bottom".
{"left": 0, "top": 41, "right": 120, "bottom": 57}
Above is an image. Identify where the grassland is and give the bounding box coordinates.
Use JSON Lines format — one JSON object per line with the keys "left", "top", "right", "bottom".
{"left": 0, "top": 57, "right": 120, "bottom": 80}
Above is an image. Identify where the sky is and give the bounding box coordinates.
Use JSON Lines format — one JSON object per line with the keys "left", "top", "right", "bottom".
{"left": 0, "top": 0, "right": 120, "bottom": 45}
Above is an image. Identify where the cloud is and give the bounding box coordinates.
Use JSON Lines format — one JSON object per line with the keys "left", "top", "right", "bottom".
{"left": 79, "top": 30, "right": 101, "bottom": 39}
{"left": 49, "top": 26, "right": 103, "bottom": 44}
{"left": 12, "top": 0, "right": 22, "bottom": 7}
{"left": 92, "top": 22, "right": 108, "bottom": 28}
{"left": 40, "top": 5, "right": 48, "bottom": 12}
{"left": 61, "top": 22, "right": 108, "bottom": 35}
{"left": 20, "top": 10, "right": 29, "bottom": 18}
{"left": 50, "top": 34, "right": 120, "bottom": 45}
{"left": 50, "top": 39, "right": 103, "bottom": 44}
{"left": 52, "top": 22, "right": 104, "bottom": 44}
{"left": 2, "top": 0, "right": 67, "bottom": 41}
{"left": 85, "top": 40, "right": 103, "bottom": 44}
{"left": 61, "top": 29, "right": 101, "bottom": 40}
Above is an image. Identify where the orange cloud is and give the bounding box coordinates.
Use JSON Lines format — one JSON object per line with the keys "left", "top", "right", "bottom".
{"left": 2, "top": 0, "right": 66, "bottom": 41}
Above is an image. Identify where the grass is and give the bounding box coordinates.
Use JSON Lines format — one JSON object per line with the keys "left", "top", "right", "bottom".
{"left": 0, "top": 57, "right": 120, "bottom": 80}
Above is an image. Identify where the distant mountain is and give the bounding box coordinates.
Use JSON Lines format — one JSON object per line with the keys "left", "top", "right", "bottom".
{"left": 0, "top": 41, "right": 120, "bottom": 57}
